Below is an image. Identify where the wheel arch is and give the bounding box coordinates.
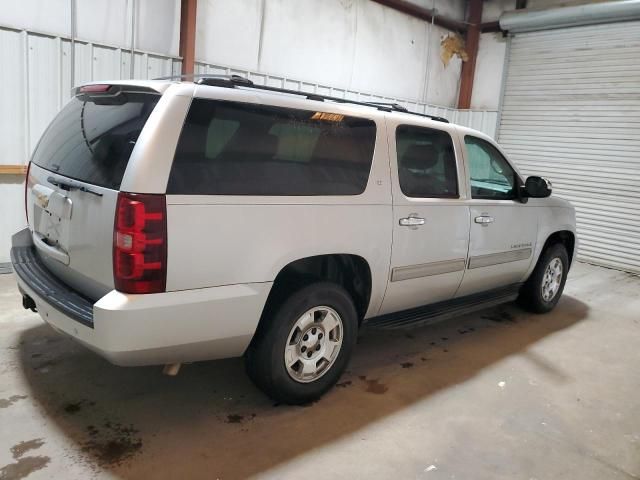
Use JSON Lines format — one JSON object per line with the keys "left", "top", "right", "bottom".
{"left": 259, "top": 254, "right": 373, "bottom": 329}
{"left": 540, "top": 230, "right": 576, "bottom": 267}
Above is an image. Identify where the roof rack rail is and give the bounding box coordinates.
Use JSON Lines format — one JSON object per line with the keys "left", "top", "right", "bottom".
{"left": 153, "top": 74, "right": 449, "bottom": 123}
{"left": 363, "top": 101, "right": 409, "bottom": 112}
{"left": 360, "top": 102, "right": 451, "bottom": 123}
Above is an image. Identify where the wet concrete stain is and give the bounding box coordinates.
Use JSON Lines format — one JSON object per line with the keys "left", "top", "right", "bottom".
{"left": 81, "top": 422, "right": 142, "bottom": 466}
{"left": 0, "top": 456, "right": 50, "bottom": 480}
{"left": 457, "top": 327, "right": 475, "bottom": 334}
{"left": 32, "top": 360, "right": 57, "bottom": 371}
{"left": 336, "top": 380, "right": 352, "bottom": 388}
{"left": 400, "top": 362, "right": 414, "bottom": 369}
{"left": 0, "top": 437, "right": 49, "bottom": 480}
{"left": 10, "top": 439, "right": 45, "bottom": 459}
{"left": 0, "top": 395, "right": 27, "bottom": 409}
{"left": 64, "top": 402, "right": 82, "bottom": 414}
{"left": 63, "top": 399, "right": 96, "bottom": 415}
{"left": 226, "top": 413, "right": 257, "bottom": 424}
{"left": 359, "top": 376, "right": 388, "bottom": 394}
{"left": 482, "top": 310, "right": 515, "bottom": 323}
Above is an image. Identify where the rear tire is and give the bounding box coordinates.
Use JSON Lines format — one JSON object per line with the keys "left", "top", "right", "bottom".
{"left": 245, "top": 282, "right": 358, "bottom": 405}
{"left": 518, "top": 243, "right": 569, "bottom": 313}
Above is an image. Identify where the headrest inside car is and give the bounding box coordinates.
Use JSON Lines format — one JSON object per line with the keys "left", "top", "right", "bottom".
{"left": 401, "top": 144, "right": 439, "bottom": 170}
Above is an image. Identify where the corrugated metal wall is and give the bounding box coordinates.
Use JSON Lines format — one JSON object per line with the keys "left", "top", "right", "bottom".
{"left": 0, "top": 26, "right": 182, "bottom": 164}
{"left": 498, "top": 21, "right": 640, "bottom": 273}
{"left": 196, "top": 61, "right": 500, "bottom": 137}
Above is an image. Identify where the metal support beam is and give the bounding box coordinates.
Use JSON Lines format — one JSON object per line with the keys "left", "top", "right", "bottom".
{"left": 180, "top": 0, "right": 197, "bottom": 75}
{"left": 479, "top": 20, "right": 501, "bottom": 33}
{"left": 457, "top": 0, "right": 482, "bottom": 109}
{"left": 370, "top": 0, "right": 466, "bottom": 32}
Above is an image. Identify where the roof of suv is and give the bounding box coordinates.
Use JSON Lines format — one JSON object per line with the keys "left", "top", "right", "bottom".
{"left": 78, "top": 77, "right": 494, "bottom": 141}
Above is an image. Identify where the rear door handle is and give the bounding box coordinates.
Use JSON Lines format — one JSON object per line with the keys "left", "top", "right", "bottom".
{"left": 474, "top": 215, "right": 495, "bottom": 226}
{"left": 399, "top": 215, "right": 425, "bottom": 228}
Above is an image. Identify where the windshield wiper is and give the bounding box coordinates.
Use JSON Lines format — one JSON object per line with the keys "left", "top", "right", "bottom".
{"left": 47, "top": 176, "right": 103, "bottom": 197}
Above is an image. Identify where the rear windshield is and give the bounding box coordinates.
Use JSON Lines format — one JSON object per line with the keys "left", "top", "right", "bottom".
{"left": 167, "top": 99, "right": 377, "bottom": 195}
{"left": 31, "top": 92, "right": 160, "bottom": 190}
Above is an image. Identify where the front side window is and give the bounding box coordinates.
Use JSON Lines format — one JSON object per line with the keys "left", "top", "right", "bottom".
{"left": 465, "top": 136, "right": 518, "bottom": 200}
{"left": 395, "top": 125, "right": 458, "bottom": 198}
{"left": 167, "top": 99, "right": 377, "bottom": 195}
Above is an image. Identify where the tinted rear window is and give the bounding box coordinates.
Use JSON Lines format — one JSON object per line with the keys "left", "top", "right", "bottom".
{"left": 167, "top": 99, "right": 377, "bottom": 195}
{"left": 31, "top": 92, "right": 160, "bottom": 190}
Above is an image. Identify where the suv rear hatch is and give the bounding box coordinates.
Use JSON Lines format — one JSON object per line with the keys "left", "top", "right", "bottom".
{"left": 26, "top": 84, "right": 161, "bottom": 300}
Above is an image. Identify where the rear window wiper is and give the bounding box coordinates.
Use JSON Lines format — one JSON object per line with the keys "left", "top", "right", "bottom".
{"left": 47, "top": 176, "right": 103, "bottom": 197}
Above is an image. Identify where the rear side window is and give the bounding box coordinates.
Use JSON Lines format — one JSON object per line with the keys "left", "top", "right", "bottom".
{"left": 31, "top": 92, "right": 160, "bottom": 190}
{"left": 167, "top": 99, "right": 377, "bottom": 195}
{"left": 396, "top": 125, "right": 458, "bottom": 198}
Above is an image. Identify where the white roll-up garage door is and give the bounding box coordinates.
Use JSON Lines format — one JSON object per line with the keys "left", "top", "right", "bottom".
{"left": 498, "top": 21, "right": 640, "bottom": 273}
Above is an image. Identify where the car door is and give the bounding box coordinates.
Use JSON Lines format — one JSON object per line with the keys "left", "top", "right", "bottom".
{"left": 378, "top": 120, "right": 470, "bottom": 315}
{"left": 455, "top": 133, "right": 538, "bottom": 297}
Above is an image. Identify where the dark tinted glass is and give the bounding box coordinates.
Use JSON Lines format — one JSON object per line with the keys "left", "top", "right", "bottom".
{"left": 31, "top": 93, "right": 160, "bottom": 190}
{"left": 396, "top": 125, "right": 458, "bottom": 198}
{"left": 167, "top": 99, "right": 377, "bottom": 195}
{"left": 465, "top": 135, "right": 517, "bottom": 200}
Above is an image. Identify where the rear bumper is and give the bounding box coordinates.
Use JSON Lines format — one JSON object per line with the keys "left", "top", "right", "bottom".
{"left": 11, "top": 228, "right": 272, "bottom": 366}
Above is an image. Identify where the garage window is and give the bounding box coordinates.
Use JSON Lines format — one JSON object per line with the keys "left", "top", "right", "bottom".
{"left": 167, "top": 99, "right": 377, "bottom": 195}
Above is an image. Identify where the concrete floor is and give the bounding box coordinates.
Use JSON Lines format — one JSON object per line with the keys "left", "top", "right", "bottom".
{"left": 0, "top": 262, "right": 638, "bottom": 480}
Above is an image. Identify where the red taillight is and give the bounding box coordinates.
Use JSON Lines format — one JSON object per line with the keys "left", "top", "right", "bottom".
{"left": 113, "top": 192, "right": 167, "bottom": 294}
{"left": 24, "top": 161, "right": 32, "bottom": 223}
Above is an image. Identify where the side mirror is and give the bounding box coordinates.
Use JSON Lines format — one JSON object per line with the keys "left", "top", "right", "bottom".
{"left": 524, "top": 176, "right": 552, "bottom": 198}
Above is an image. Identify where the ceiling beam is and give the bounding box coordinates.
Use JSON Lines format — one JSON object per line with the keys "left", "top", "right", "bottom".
{"left": 370, "top": 0, "right": 467, "bottom": 32}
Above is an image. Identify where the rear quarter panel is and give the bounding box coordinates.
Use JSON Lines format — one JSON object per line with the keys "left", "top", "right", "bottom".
{"left": 166, "top": 202, "right": 392, "bottom": 319}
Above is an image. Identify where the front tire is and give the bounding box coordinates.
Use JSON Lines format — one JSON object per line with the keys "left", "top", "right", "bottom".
{"left": 245, "top": 282, "right": 358, "bottom": 405}
{"left": 518, "top": 243, "right": 569, "bottom": 313}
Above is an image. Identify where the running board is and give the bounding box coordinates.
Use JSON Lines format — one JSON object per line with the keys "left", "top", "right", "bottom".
{"left": 366, "top": 284, "right": 522, "bottom": 330}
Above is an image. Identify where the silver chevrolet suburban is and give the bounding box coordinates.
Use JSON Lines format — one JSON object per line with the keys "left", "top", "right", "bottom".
{"left": 12, "top": 76, "right": 576, "bottom": 404}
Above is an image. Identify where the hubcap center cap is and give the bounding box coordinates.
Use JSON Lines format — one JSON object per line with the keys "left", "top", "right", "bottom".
{"left": 299, "top": 327, "right": 324, "bottom": 359}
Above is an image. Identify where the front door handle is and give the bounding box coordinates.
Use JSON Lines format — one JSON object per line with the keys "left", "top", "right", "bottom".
{"left": 474, "top": 215, "right": 495, "bottom": 226}
{"left": 399, "top": 215, "right": 425, "bottom": 228}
